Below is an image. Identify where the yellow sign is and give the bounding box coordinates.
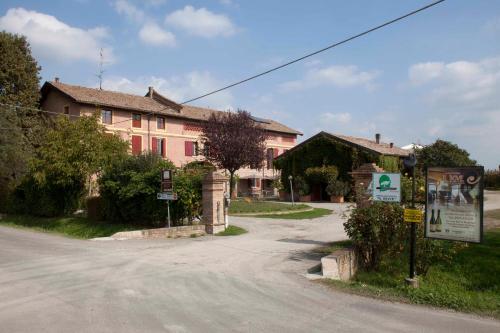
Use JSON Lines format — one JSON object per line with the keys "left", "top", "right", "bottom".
{"left": 404, "top": 209, "right": 423, "bottom": 223}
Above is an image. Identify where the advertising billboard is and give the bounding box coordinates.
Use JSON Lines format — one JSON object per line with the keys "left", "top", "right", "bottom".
{"left": 425, "top": 167, "right": 484, "bottom": 243}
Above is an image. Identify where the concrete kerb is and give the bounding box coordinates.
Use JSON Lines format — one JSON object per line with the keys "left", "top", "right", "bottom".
{"left": 230, "top": 207, "right": 314, "bottom": 216}
{"left": 91, "top": 225, "right": 206, "bottom": 241}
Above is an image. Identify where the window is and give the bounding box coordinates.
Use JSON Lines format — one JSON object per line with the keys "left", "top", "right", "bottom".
{"left": 101, "top": 110, "right": 112, "bottom": 124}
{"left": 152, "top": 137, "right": 166, "bottom": 157}
{"left": 132, "top": 113, "right": 141, "bottom": 128}
{"left": 250, "top": 178, "right": 261, "bottom": 188}
{"left": 184, "top": 141, "right": 198, "bottom": 156}
{"left": 157, "top": 117, "right": 165, "bottom": 130}
{"left": 131, "top": 135, "right": 142, "bottom": 155}
{"left": 63, "top": 105, "right": 69, "bottom": 115}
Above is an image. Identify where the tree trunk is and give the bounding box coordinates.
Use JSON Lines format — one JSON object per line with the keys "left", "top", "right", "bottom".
{"left": 229, "top": 171, "right": 235, "bottom": 199}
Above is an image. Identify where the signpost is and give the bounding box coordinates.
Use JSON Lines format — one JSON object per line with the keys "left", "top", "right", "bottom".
{"left": 403, "top": 153, "right": 418, "bottom": 287}
{"left": 425, "top": 166, "right": 484, "bottom": 243}
{"left": 404, "top": 208, "right": 423, "bottom": 223}
{"left": 158, "top": 169, "right": 177, "bottom": 228}
{"left": 372, "top": 173, "right": 401, "bottom": 202}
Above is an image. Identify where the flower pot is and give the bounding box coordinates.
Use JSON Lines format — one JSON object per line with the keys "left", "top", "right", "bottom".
{"left": 330, "top": 195, "right": 344, "bottom": 203}
{"left": 279, "top": 190, "right": 286, "bottom": 201}
{"left": 300, "top": 194, "right": 312, "bottom": 202}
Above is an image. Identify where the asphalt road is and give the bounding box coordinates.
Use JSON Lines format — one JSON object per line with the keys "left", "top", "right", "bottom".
{"left": 1, "top": 203, "right": 499, "bottom": 332}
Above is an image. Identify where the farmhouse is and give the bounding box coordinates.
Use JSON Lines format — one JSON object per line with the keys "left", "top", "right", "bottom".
{"left": 40, "top": 79, "right": 301, "bottom": 197}
{"left": 274, "top": 131, "right": 409, "bottom": 201}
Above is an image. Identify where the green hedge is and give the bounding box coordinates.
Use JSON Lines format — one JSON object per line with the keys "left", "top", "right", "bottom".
{"left": 485, "top": 170, "right": 500, "bottom": 189}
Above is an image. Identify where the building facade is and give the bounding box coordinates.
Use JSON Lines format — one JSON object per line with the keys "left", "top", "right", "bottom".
{"left": 40, "top": 80, "right": 301, "bottom": 197}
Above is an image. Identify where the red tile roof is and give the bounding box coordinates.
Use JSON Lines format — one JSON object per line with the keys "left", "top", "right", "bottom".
{"left": 41, "top": 81, "right": 302, "bottom": 135}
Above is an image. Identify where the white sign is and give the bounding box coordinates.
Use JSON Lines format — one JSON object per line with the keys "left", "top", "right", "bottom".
{"left": 372, "top": 173, "right": 401, "bottom": 202}
{"left": 157, "top": 192, "right": 177, "bottom": 200}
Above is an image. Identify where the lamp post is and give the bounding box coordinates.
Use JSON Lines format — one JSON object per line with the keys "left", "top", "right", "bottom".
{"left": 288, "top": 175, "right": 294, "bottom": 206}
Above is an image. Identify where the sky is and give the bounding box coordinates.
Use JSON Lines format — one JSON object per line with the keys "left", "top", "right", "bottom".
{"left": 1, "top": 0, "right": 499, "bottom": 168}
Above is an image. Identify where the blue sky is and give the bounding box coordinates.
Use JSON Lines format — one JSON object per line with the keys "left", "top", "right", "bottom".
{"left": 1, "top": 0, "right": 499, "bottom": 168}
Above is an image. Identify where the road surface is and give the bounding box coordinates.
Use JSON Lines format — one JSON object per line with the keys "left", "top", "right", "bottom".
{"left": 0, "top": 203, "right": 499, "bottom": 332}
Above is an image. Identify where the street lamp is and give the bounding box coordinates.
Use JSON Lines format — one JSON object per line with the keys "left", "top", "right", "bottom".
{"left": 288, "top": 175, "right": 294, "bottom": 206}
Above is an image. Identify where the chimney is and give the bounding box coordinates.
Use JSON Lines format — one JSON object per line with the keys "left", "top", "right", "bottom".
{"left": 54, "top": 77, "right": 60, "bottom": 83}
{"left": 390, "top": 142, "right": 394, "bottom": 148}
{"left": 375, "top": 133, "right": 381, "bottom": 144}
{"left": 148, "top": 86, "right": 154, "bottom": 98}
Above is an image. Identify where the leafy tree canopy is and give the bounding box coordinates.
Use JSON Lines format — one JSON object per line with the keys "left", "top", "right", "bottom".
{"left": 0, "top": 31, "right": 43, "bottom": 189}
{"left": 201, "top": 110, "right": 267, "bottom": 197}
{"left": 416, "top": 139, "right": 476, "bottom": 170}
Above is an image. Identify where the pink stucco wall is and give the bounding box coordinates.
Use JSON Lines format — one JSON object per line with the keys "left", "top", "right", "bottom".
{"left": 41, "top": 89, "right": 297, "bottom": 189}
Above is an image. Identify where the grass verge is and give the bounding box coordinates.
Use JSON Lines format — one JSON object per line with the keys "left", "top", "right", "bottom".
{"left": 216, "top": 225, "right": 247, "bottom": 236}
{"left": 254, "top": 208, "right": 332, "bottom": 219}
{"left": 0, "top": 214, "right": 138, "bottom": 239}
{"left": 229, "top": 199, "right": 309, "bottom": 214}
{"left": 321, "top": 229, "right": 500, "bottom": 318}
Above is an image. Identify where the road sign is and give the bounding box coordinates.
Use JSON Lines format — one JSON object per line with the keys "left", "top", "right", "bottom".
{"left": 157, "top": 192, "right": 177, "bottom": 200}
{"left": 372, "top": 172, "right": 401, "bottom": 202}
{"left": 404, "top": 208, "right": 423, "bottom": 223}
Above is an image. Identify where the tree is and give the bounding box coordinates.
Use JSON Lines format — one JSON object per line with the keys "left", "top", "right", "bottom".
{"left": 201, "top": 110, "right": 267, "bottom": 197}
{"left": 0, "top": 32, "right": 43, "bottom": 195}
{"left": 416, "top": 139, "right": 476, "bottom": 170}
{"left": 14, "top": 114, "right": 129, "bottom": 216}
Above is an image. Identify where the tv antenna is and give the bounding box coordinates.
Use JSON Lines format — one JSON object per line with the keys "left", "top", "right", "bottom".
{"left": 97, "top": 48, "right": 105, "bottom": 90}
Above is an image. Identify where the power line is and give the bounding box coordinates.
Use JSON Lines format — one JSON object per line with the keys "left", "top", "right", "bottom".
{"left": 178, "top": 0, "right": 446, "bottom": 105}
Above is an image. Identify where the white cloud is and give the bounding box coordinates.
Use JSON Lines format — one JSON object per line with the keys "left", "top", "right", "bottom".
{"left": 101, "top": 71, "right": 233, "bottom": 110}
{"left": 407, "top": 56, "right": 500, "bottom": 168}
{"left": 280, "top": 64, "right": 380, "bottom": 92}
{"left": 113, "top": 0, "right": 145, "bottom": 23}
{"left": 139, "top": 22, "right": 176, "bottom": 47}
{"left": 0, "top": 8, "right": 114, "bottom": 63}
{"left": 165, "top": 6, "right": 237, "bottom": 38}
{"left": 409, "top": 57, "right": 500, "bottom": 108}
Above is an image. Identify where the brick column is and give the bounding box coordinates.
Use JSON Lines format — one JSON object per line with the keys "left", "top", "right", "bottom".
{"left": 203, "top": 172, "right": 229, "bottom": 234}
{"left": 349, "top": 163, "right": 385, "bottom": 208}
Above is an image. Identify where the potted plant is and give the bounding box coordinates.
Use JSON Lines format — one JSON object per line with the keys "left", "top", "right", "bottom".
{"left": 295, "top": 176, "right": 311, "bottom": 202}
{"left": 326, "top": 180, "right": 349, "bottom": 203}
{"left": 272, "top": 178, "right": 285, "bottom": 200}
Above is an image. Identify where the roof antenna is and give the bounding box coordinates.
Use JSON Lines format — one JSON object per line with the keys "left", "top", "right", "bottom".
{"left": 96, "top": 48, "right": 105, "bottom": 90}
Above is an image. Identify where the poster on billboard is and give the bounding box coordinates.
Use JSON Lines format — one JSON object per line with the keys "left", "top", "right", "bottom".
{"left": 425, "top": 166, "right": 484, "bottom": 243}
{"left": 372, "top": 173, "right": 401, "bottom": 202}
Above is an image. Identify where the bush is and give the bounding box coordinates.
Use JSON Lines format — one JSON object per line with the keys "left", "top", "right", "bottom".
{"left": 99, "top": 153, "right": 209, "bottom": 226}
{"left": 326, "top": 179, "right": 350, "bottom": 196}
{"left": 343, "top": 202, "right": 406, "bottom": 270}
{"left": 294, "top": 176, "right": 310, "bottom": 196}
{"left": 485, "top": 169, "right": 500, "bottom": 189}
{"left": 400, "top": 175, "right": 426, "bottom": 204}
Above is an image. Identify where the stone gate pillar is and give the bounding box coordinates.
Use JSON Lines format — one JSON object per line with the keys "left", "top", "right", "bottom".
{"left": 349, "top": 163, "right": 385, "bottom": 208}
{"left": 202, "top": 172, "right": 228, "bottom": 234}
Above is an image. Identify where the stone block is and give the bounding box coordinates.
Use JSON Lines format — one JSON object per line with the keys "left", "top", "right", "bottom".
{"left": 321, "top": 248, "right": 357, "bottom": 281}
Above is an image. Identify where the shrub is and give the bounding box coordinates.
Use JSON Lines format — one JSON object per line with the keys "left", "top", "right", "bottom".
{"left": 485, "top": 169, "right": 500, "bottom": 189}
{"left": 401, "top": 175, "right": 426, "bottom": 204}
{"left": 326, "top": 179, "right": 350, "bottom": 197}
{"left": 294, "top": 176, "right": 310, "bottom": 196}
{"left": 343, "top": 202, "right": 406, "bottom": 270}
{"left": 99, "top": 153, "right": 176, "bottom": 225}
{"left": 99, "top": 153, "right": 209, "bottom": 226}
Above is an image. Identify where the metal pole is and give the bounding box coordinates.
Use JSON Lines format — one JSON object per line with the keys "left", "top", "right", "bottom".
{"left": 409, "top": 165, "right": 416, "bottom": 279}
{"left": 167, "top": 201, "right": 171, "bottom": 228}
{"left": 289, "top": 178, "right": 295, "bottom": 206}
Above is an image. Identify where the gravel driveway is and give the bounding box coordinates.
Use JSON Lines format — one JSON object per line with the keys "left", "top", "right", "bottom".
{"left": 0, "top": 203, "right": 498, "bottom": 332}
